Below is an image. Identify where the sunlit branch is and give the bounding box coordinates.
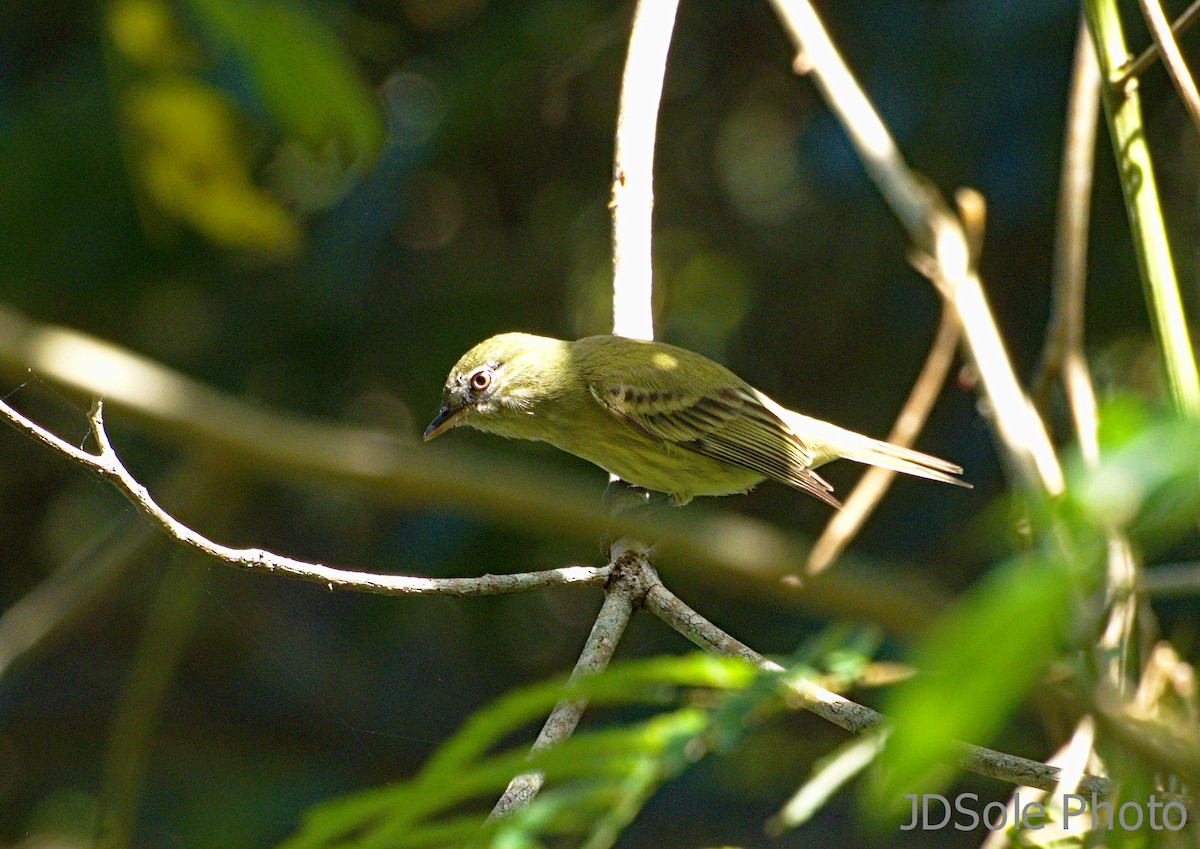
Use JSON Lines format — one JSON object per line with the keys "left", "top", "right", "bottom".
{"left": 769, "top": 0, "right": 1064, "bottom": 495}
{"left": 1034, "top": 17, "right": 1102, "bottom": 457}
{"left": 491, "top": 542, "right": 649, "bottom": 818}
{"left": 610, "top": 0, "right": 680, "bottom": 341}
{"left": 0, "top": 305, "right": 946, "bottom": 633}
{"left": 808, "top": 305, "right": 959, "bottom": 574}
{"left": 1122, "top": 0, "right": 1200, "bottom": 84}
{"left": 492, "top": 0, "right": 686, "bottom": 817}
{"left": 5, "top": 386, "right": 1189, "bottom": 813}
{"left": 644, "top": 580, "right": 1144, "bottom": 804}
{"left": 0, "top": 396, "right": 611, "bottom": 599}
{"left": 1137, "top": 0, "right": 1200, "bottom": 139}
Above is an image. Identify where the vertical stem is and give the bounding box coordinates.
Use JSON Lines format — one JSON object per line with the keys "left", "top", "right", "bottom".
{"left": 611, "top": 0, "right": 680, "bottom": 341}
{"left": 1084, "top": 0, "right": 1200, "bottom": 417}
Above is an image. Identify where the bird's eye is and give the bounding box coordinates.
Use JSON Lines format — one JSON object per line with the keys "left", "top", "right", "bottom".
{"left": 469, "top": 367, "right": 493, "bottom": 393}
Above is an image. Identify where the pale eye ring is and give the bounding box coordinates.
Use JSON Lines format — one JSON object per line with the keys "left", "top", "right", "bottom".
{"left": 469, "top": 367, "right": 493, "bottom": 393}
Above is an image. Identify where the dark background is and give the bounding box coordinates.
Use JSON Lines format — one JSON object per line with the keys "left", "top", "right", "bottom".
{"left": 1, "top": 0, "right": 1196, "bottom": 846}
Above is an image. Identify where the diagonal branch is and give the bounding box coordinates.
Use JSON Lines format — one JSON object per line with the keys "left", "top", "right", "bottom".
{"left": 490, "top": 542, "right": 651, "bottom": 818}
{"left": 769, "top": 0, "right": 1065, "bottom": 496}
{"left": 0, "top": 397, "right": 610, "bottom": 599}
{"left": 1122, "top": 0, "right": 1200, "bottom": 84}
{"left": 6, "top": 380, "right": 1190, "bottom": 813}
{"left": 643, "top": 579, "right": 1192, "bottom": 809}
{"left": 807, "top": 304, "right": 959, "bottom": 574}
{"left": 0, "top": 306, "right": 947, "bottom": 633}
{"left": 1137, "top": 0, "right": 1200, "bottom": 137}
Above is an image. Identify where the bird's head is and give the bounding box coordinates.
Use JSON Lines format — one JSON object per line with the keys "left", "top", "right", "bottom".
{"left": 423, "top": 332, "right": 568, "bottom": 441}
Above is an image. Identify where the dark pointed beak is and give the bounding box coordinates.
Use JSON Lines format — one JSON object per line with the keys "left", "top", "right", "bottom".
{"left": 423, "top": 403, "right": 463, "bottom": 442}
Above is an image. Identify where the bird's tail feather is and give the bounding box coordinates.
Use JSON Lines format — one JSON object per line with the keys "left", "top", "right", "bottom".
{"left": 839, "top": 437, "right": 969, "bottom": 487}
{"left": 784, "top": 412, "right": 970, "bottom": 488}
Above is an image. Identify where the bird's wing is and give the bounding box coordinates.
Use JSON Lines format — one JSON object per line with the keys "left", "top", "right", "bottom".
{"left": 589, "top": 379, "right": 840, "bottom": 506}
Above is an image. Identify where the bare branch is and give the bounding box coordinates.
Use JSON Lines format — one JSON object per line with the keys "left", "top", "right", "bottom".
{"left": 1034, "top": 17, "right": 1102, "bottom": 440}
{"left": 1033, "top": 17, "right": 1145, "bottom": 710}
{"left": 491, "top": 542, "right": 651, "bottom": 818}
{"left": 642, "top": 579, "right": 1176, "bottom": 807}
{"left": 0, "top": 397, "right": 610, "bottom": 599}
{"left": 1139, "top": 0, "right": 1200, "bottom": 133}
{"left": 0, "top": 306, "right": 948, "bottom": 633}
{"left": 1122, "top": 0, "right": 1200, "bottom": 80}
{"left": 807, "top": 305, "right": 959, "bottom": 574}
{"left": 769, "top": 0, "right": 1064, "bottom": 495}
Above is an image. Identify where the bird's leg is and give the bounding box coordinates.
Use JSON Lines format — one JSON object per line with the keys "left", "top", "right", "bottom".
{"left": 602, "top": 477, "right": 655, "bottom": 514}
{"left": 600, "top": 477, "right": 667, "bottom": 556}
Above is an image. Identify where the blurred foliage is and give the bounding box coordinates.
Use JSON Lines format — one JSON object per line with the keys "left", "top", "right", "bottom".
{"left": 874, "top": 397, "right": 1200, "bottom": 826}
{"left": 105, "top": 0, "right": 383, "bottom": 254}
{"left": 123, "top": 77, "right": 303, "bottom": 254}
{"left": 2, "top": 0, "right": 1200, "bottom": 847}
{"left": 283, "top": 634, "right": 888, "bottom": 849}
{"left": 283, "top": 654, "right": 756, "bottom": 849}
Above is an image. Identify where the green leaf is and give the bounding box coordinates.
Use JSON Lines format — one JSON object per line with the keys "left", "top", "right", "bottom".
{"left": 870, "top": 555, "right": 1073, "bottom": 815}
{"left": 1061, "top": 399, "right": 1200, "bottom": 551}
{"left": 185, "top": 0, "right": 383, "bottom": 169}
{"left": 769, "top": 731, "right": 887, "bottom": 834}
{"left": 280, "top": 655, "right": 754, "bottom": 849}
{"left": 123, "top": 78, "right": 302, "bottom": 254}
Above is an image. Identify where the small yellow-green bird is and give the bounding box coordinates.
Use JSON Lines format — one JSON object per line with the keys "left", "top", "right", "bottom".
{"left": 424, "top": 333, "right": 968, "bottom": 507}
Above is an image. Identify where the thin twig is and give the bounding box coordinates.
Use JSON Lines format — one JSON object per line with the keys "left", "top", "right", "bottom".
{"left": 1138, "top": 0, "right": 1200, "bottom": 137}
{"left": 610, "top": 0, "right": 680, "bottom": 341}
{"left": 768, "top": 0, "right": 1065, "bottom": 495}
{"left": 1034, "top": 16, "right": 1101, "bottom": 429}
{"left": 0, "top": 397, "right": 610, "bottom": 599}
{"left": 1039, "top": 11, "right": 1146, "bottom": 724}
{"left": 1122, "top": 0, "right": 1200, "bottom": 83}
{"left": 490, "top": 543, "right": 651, "bottom": 817}
{"left": 643, "top": 580, "right": 1194, "bottom": 810}
{"left": 1140, "top": 561, "right": 1200, "bottom": 596}
{"left": 807, "top": 305, "right": 959, "bottom": 574}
